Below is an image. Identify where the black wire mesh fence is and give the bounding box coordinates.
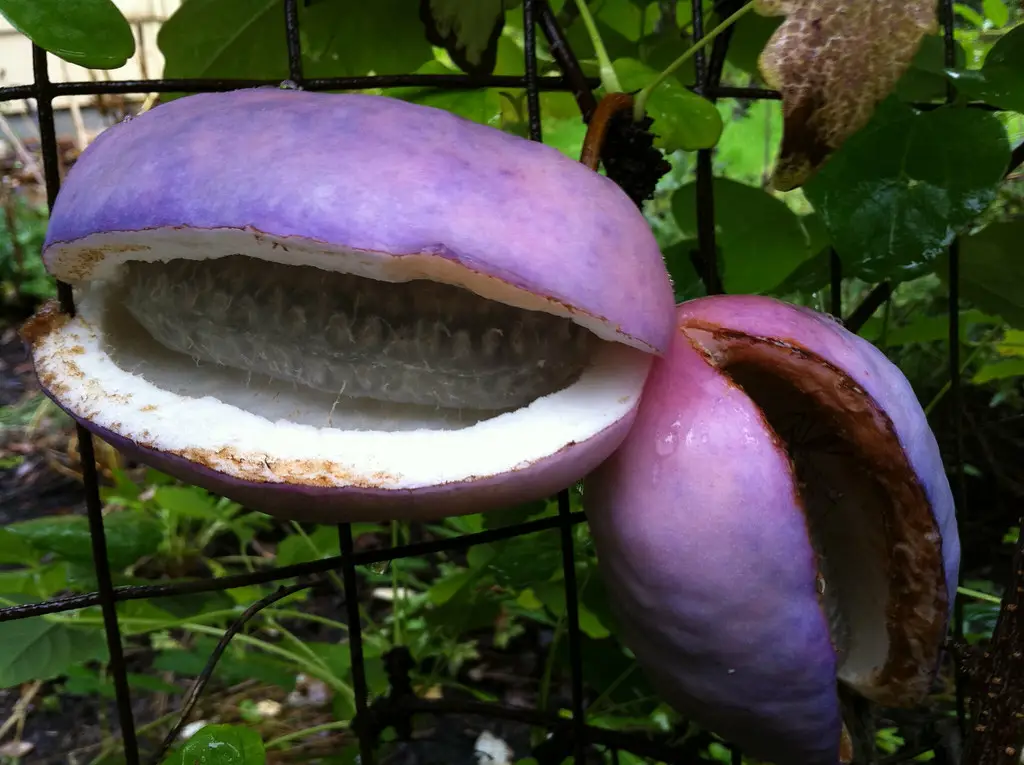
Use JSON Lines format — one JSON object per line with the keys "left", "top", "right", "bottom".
{"left": 1, "top": 0, "right": 1019, "bottom": 762}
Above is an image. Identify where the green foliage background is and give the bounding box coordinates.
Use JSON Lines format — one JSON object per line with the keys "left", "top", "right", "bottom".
{"left": 0, "top": 1, "right": 1021, "bottom": 763}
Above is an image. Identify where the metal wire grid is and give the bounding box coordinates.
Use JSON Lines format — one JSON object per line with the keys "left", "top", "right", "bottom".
{"left": 0, "top": 0, "right": 1008, "bottom": 761}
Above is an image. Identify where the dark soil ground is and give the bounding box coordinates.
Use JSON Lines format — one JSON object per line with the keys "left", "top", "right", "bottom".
{"left": 2, "top": 294, "right": 1023, "bottom": 764}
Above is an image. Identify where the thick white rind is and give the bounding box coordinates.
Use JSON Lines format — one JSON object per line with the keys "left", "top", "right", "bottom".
{"left": 29, "top": 284, "right": 652, "bottom": 492}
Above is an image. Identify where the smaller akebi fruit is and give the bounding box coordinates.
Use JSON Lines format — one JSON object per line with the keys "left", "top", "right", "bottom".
{"left": 584, "top": 294, "right": 960, "bottom": 765}
{"left": 22, "top": 88, "right": 676, "bottom": 524}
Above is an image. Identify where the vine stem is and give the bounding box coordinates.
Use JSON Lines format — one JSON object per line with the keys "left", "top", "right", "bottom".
{"left": 957, "top": 586, "right": 1002, "bottom": 605}
{"left": 633, "top": 0, "right": 757, "bottom": 122}
{"left": 265, "top": 719, "right": 350, "bottom": 749}
{"left": 573, "top": 0, "right": 622, "bottom": 93}
{"left": 578, "top": 92, "right": 635, "bottom": 170}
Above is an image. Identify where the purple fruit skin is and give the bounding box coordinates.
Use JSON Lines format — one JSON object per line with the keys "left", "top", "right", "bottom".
{"left": 42, "top": 88, "right": 675, "bottom": 356}
{"left": 584, "top": 295, "right": 959, "bottom": 765}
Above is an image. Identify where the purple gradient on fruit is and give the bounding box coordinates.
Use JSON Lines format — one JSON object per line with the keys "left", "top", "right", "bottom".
{"left": 43, "top": 88, "right": 675, "bottom": 355}
{"left": 585, "top": 317, "right": 842, "bottom": 765}
{"left": 584, "top": 294, "right": 959, "bottom": 765}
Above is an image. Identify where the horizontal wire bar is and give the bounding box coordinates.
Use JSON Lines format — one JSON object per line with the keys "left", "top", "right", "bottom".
{"left": 0, "top": 75, "right": 1003, "bottom": 113}
{"left": 844, "top": 282, "right": 893, "bottom": 332}
{"left": 0, "top": 510, "right": 588, "bottom": 622}
{"left": 0, "top": 74, "right": 599, "bottom": 102}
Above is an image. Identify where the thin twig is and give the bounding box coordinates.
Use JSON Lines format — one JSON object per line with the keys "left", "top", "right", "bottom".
{"left": 145, "top": 577, "right": 323, "bottom": 765}
{"left": 0, "top": 112, "right": 44, "bottom": 187}
{"left": 0, "top": 680, "right": 43, "bottom": 742}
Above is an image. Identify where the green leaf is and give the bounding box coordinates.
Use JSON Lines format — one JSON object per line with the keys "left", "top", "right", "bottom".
{"left": 937, "top": 219, "right": 1024, "bottom": 328}
{"left": 0, "top": 0, "right": 135, "bottom": 69}
{"left": 896, "top": 35, "right": 967, "bottom": 103}
{"left": 0, "top": 564, "right": 69, "bottom": 600}
{"left": 108, "top": 467, "right": 141, "bottom": 502}
{"left": 276, "top": 525, "right": 340, "bottom": 567}
{"left": 638, "top": 30, "right": 695, "bottom": 87}
{"left": 770, "top": 247, "right": 832, "bottom": 295}
{"left": 973, "top": 358, "right": 1024, "bottom": 383}
{"left": 153, "top": 639, "right": 297, "bottom": 690}
{"left": 484, "top": 530, "right": 562, "bottom": 591}
{"left": 8, "top": 510, "right": 164, "bottom": 570}
{"left": 713, "top": 100, "right": 782, "bottom": 185}
{"left": 955, "top": 3, "right": 987, "bottom": 27}
{"left": 672, "top": 177, "right": 816, "bottom": 293}
{"left": 152, "top": 485, "right": 220, "bottom": 520}
{"left": 427, "top": 568, "right": 478, "bottom": 605}
{"left": 390, "top": 60, "right": 504, "bottom": 127}
{"left": 803, "top": 100, "right": 1010, "bottom": 283}
{"left": 424, "top": 584, "right": 503, "bottom": 634}
{"left": 0, "top": 528, "right": 41, "bottom": 566}
{"left": 946, "top": 25, "right": 1024, "bottom": 113}
{"left": 482, "top": 500, "right": 549, "bottom": 530}
{"left": 419, "top": 0, "right": 506, "bottom": 75}
{"left": 306, "top": 642, "right": 352, "bottom": 679}
{"left": 466, "top": 542, "right": 498, "bottom": 570}
{"left": 998, "top": 329, "right": 1024, "bottom": 356}
{"left": 162, "top": 724, "right": 266, "bottom": 765}
{"left": 721, "top": 8, "right": 784, "bottom": 76}
{"left": 594, "top": 0, "right": 657, "bottom": 42}
{"left": 858, "top": 309, "right": 1002, "bottom": 346}
{"left": 613, "top": 58, "right": 723, "bottom": 151}
{"left": 563, "top": 17, "right": 636, "bottom": 73}
{"left": 984, "top": 0, "right": 1009, "bottom": 27}
{"left": 0, "top": 613, "right": 108, "bottom": 688}
{"left": 661, "top": 239, "right": 708, "bottom": 302}
{"left": 158, "top": 0, "right": 432, "bottom": 84}
{"left": 531, "top": 580, "right": 610, "bottom": 638}
{"left": 537, "top": 116, "right": 589, "bottom": 159}
{"left": 63, "top": 665, "right": 180, "bottom": 698}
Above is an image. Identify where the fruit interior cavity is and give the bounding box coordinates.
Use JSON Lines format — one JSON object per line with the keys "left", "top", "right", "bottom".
{"left": 683, "top": 327, "right": 901, "bottom": 692}
{"left": 115, "top": 254, "right": 597, "bottom": 414}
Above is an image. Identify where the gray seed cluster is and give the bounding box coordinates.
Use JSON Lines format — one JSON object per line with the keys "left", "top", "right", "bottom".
{"left": 120, "top": 255, "right": 595, "bottom": 411}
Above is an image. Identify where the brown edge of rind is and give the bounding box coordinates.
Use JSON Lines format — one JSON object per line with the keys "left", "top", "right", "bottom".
{"left": 680, "top": 319, "right": 949, "bottom": 707}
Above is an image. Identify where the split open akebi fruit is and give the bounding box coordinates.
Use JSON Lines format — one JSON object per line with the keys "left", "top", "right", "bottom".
{"left": 584, "top": 294, "right": 960, "bottom": 765}
{"left": 21, "top": 88, "right": 676, "bottom": 522}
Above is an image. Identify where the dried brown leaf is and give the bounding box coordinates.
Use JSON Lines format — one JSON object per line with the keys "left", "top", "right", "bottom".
{"left": 755, "top": 0, "right": 938, "bottom": 190}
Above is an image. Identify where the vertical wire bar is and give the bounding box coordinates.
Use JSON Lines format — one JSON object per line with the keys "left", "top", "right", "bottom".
{"left": 283, "top": 0, "right": 304, "bottom": 85}
{"left": 691, "top": 0, "right": 722, "bottom": 295}
{"left": 536, "top": 0, "right": 599, "bottom": 120}
{"left": 523, "top": 0, "right": 543, "bottom": 142}
{"left": 829, "top": 249, "right": 843, "bottom": 317}
{"left": 524, "top": 2, "right": 584, "bottom": 754}
{"left": 558, "top": 489, "right": 587, "bottom": 762}
{"left": 31, "top": 43, "right": 141, "bottom": 765}
{"left": 939, "top": 0, "right": 968, "bottom": 740}
{"left": 339, "top": 524, "right": 374, "bottom": 764}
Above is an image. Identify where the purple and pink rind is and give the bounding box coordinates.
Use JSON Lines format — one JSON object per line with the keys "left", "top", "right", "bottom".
{"left": 677, "top": 294, "right": 960, "bottom": 609}
{"left": 42, "top": 88, "right": 676, "bottom": 356}
{"left": 584, "top": 318, "right": 843, "bottom": 765}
